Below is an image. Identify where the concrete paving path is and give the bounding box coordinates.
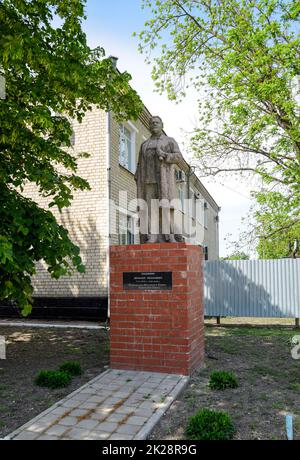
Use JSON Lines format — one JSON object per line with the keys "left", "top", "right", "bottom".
{"left": 0, "top": 319, "right": 103, "bottom": 329}
{"left": 6, "top": 369, "right": 188, "bottom": 440}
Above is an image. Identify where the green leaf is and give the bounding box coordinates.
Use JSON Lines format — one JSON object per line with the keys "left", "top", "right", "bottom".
{"left": 0, "top": 0, "right": 142, "bottom": 314}
{"left": 138, "top": 0, "right": 300, "bottom": 250}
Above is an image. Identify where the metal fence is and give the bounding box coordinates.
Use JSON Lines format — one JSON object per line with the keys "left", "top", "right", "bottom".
{"left": 204, "top": 259, "right": 300, "bottom": 318}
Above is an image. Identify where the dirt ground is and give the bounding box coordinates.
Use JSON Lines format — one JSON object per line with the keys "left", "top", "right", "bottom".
{"left": 150, "top": 326, "right": 300, "bottom": 440}
{"left": 205, "top": 317, "right": 296, "bottom": 327}
{"left": 1, "top": 323, "right": 300, "bottom": 440}
{"left": 0, "top": 326, "right": 109, "bottom": 438}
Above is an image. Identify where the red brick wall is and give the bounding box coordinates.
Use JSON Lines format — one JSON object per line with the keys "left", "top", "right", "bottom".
{"left": 109, "top": 243, "right": 205, "bottom": 375}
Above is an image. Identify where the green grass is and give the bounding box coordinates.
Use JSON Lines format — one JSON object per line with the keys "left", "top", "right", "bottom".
{"left": 250, "top": 421, "right": 258, "bottom": 430}
{"left": 206, "top": 325, "right": 296, "bottom": 338}
{"left": 252, "top": 365, "right": 282, "bottom": 378}
{"left": 103, "top": 341, "right": 110, "bottom": 353}
{"left": 59, "top": 361, "right": 82, "bottom": 376}
{"left": 209, "top": 371, "right": 238, "bottom": 390}
{"left": 184, "top": 392, "right": 197, "bottom": 409}
{"left": 186, "top": 408, "right": 235, "bottom": 440}
{"left": 223, "top": 327, "right": 296, "bottom": 338}
{"left": 47, "top": 398, "right": 58, "bottom": 407}
{"left": 35, "top": 370, "right": 72, "bottom": 389}
{"left": 217, "top": 340, "right": 240, "bottom": 354}
{"left": 271, "top": 401, "right": 286, "bottom": 410}
{"left": 66, "top": 346, "right": 81, "bottom": 354}
{"left": 0, "top": 384, "right": 8, "bottom": 396}
{"left": 294, "top": 416, "right": 300, "bottom": 431}
{"left": 0, "top": 404, "right": 9, "bottom": 413}
{"left": 288, "top": 383, "right": 300, "bottom": 393}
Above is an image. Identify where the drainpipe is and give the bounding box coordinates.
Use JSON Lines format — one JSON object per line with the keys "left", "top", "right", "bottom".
{"left": 187, "top": 165, "right": 193, "bottom": 242}
{"left": 187, "top": 166, "right": 191, "bottom": 199}
{"left": 106, "top": 111, "right": 112, "bottom": 319}
{"left": 106, "top": 57, "right": 118, "bottom": 321}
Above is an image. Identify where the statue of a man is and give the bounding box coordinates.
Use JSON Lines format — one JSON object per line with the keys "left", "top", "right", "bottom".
{"left": 135, "top": 115, "right": 185, "bottom": 243}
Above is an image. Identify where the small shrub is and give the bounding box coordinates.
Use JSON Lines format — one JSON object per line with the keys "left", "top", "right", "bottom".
{"left": 186, "top": 408, "right": 235, "bottom": 440}
{"left": 35, "top": 370, "right": 72, "bottom": 389}
{"left": 209, "top": 370, "right": 238, "bottom": 390}
{"left": 59, "top": 361, "right": 82, "bottom": 376}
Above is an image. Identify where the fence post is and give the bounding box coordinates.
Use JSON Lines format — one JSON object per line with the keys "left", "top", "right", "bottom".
{"left": 295, "top": 318, "right": 300, "bottom": 329}
{"left": 216, "top": 316, "right": 221, "bottom": 326}
{"left": 0, "top": 336, "right": 5, "bottom": 360}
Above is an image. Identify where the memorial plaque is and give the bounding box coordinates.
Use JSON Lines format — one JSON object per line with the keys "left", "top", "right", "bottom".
{"left": 123, "top": 272, "right": 172, "bottom": 291}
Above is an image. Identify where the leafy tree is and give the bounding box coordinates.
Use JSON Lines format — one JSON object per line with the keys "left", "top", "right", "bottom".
{"left": 0, "top": 0, "right": 142, "bottom": 315}
{"left": 253, "top": 190, "right": 300, "bottom": 258}
{"left": 221, "top": 251, "right": 250, "bottom": 260}
{"left": 137, "top": 0, "right": 300, "bottom": 233}
{"left": 228, "top": 188, "right": 300, "bottom": 258}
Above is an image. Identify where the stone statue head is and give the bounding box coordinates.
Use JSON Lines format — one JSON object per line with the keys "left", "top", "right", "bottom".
{"left": 149, "top": 116, "right": 163, "bottom": 136}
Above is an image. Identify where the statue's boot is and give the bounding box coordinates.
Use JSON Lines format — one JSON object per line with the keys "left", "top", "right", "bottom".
{"left": 147, "top": 234, "right": 159, "bottom": 243}
{"left": 163, "top": 234, "right": 176, "bottom": 243}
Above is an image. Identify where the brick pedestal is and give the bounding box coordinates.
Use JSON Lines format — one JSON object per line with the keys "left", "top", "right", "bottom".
{"left": 109, "top": 243, "right": 205, "bottom": 375}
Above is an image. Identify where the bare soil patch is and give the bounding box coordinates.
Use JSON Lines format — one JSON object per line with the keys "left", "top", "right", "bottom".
{"left": 0, "top": 326, "right": 109, "bottom": 438}
{"left": 150, "top": 326, "right": 300, "bottom": 440}
{"left": 1, "top": 323, "right": 299, "bottom": 440}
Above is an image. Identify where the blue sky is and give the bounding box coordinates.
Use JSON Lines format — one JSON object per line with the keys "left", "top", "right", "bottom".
{"left": 84, "top": 0, "right": 147, "bottom": 36}
{"left": 79, "top": 0, "right": 253, "bottom": 257}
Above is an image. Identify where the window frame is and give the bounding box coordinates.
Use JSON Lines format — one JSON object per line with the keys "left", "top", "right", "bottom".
{"left": 119, "top": 123, "right": 136, "bottom": 173}
{"left": 118, "top": 211, "right": 136, "bottom": 245}
{"left": 204, "top": 201, "right": 209, "bottom": 228}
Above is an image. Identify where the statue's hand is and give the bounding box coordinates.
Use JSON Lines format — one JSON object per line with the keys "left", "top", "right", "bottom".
{"left": 157, "top": 148, "right": 167, "bottom": 161}
{"left": 165, "top": 152, "right": 181, "bottom": 164}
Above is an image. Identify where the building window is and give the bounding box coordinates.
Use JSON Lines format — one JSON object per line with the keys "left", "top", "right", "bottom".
{"left": 204, "top": 202, "right": 208, "bottom": 228}
{"left": 55, "top": 114, "right": 75, "bottom": 147}
{"left": 175, "top": 169, "right": 185, "bottom": 183}
{"left": 119, "top": 212, "right": 135, "bottom": 245}
{"left": 119, "top": 124, "right": 135, "bottom": 173}
{"left": 178, "top": 185, "right": 185, "bottom": 211}
{"left": 70, "top": 129, "right": 75, "bottom": 147}
{"left": 204, "top": 246, "right": 209, "bottom": 261}
{"left": 189, "top": 188, "right": 197, "bottom": 220}
{"left": 193, "top": 194, "right": 197, "bottom": 220}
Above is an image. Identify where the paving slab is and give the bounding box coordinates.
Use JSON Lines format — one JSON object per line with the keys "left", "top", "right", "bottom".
{"left": 5, "top": 369, "right": 188, "bottom": 440}
{"left": 0, "top": 319, "right": 104, "bottom": 329}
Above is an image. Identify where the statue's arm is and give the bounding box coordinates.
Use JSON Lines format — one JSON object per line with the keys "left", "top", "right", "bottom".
{"left": 134, "top": 146, "right": 143, "bottom": 182}
{"left": 165, "top": 139, "right": 186, "bottom": 170}
{"left": 166, "top": 152, "right": 182, "bottom": 163}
